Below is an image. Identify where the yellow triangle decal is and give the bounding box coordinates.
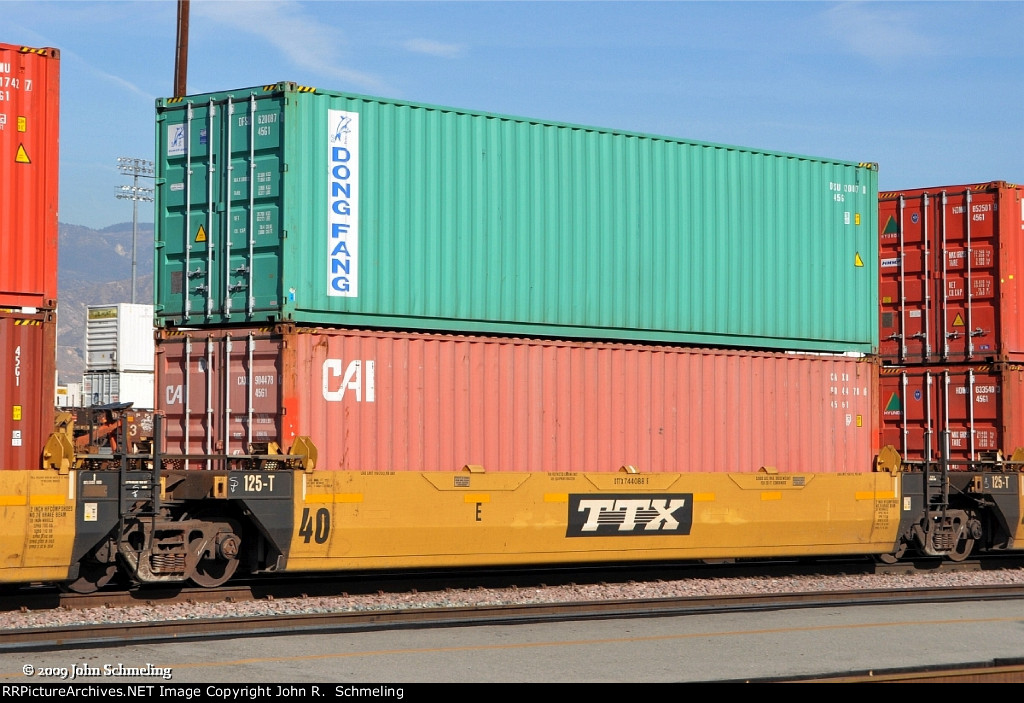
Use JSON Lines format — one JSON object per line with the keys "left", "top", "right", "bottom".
{"left": 195, "top": 224, "right": 207, "bottom": 242}
{"left": 15, "top": 144, "right": 30, "bottom": 164}
{"left": 952, "top": 313, "right": 965, "bottom": 327}
{"left": 854, "top": 252, "right": 864, "bottom": 267}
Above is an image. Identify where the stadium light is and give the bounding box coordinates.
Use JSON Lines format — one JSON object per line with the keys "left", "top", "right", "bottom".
{"left": 115, "top": 157, "right": 155, "bottom": 304}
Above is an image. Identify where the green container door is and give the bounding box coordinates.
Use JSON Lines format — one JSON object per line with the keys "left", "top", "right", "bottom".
{"left": 156, "top": 92, "right": 285, "bottom": 323}
{"left": 155, "top": 83, "right": 878, "bottom": 353}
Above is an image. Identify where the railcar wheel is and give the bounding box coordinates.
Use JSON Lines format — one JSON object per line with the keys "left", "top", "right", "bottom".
{"left": 188, "top": 532, "right": 241, "bottom": 588}
{"left": 947, "top": 536, "right": 975, "bottom": 563}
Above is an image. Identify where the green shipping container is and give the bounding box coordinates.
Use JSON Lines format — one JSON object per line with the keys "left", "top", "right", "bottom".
{"left": 154, "top": 82, "right": 879, "bottom": 352}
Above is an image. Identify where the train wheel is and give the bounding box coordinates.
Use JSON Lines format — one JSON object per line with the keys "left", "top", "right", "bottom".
{"left": 189, "top": 532, "right": 241, "bottom": 588}
{"left": 947, "top": 536, "right": 975, "bottom": 562}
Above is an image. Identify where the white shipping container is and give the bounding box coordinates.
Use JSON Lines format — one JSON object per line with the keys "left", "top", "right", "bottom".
{"left": 55, "top": 382, "right": 83, "bottom": 408}
{"left": 82, "top": 370, "right": 154, "bottom": 409}
{"left": 86, "top": 303, "right": 154, "bottom": 372}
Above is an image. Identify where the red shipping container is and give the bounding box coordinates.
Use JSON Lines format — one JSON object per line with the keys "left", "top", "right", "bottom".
{"left": 0, "top": 44, "right": 59, "bottom": 311}
{"left": 879, "top": 181, "right": 1024, "bottom": 364}
{"left": 879, "top": 364, "right": 1024, "bottom": 469}
{"left": 155, "top": 326, "right": 879, "bottom": 474}
{"left": 0, "top": 309, "right": 56, "bottom": 470}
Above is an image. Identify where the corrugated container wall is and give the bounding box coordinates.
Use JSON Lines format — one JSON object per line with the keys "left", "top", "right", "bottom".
{"left": 155, "top": 326, "right": 880, "bottom": 474}
{"left": 85, "top": 303, "right": 155, "bottom": 372}
{"left": 0, "top": 309, "right": 56, "bottom": 470}
{"left": 154, "top": 83, "right": 879, "bottom": 353}
{"left": 879, "top": 181, "right": 1024, "bottom": 364}
{"left": 0, "top": 44, "right": 59, "bottom": 311}
{"left": 880, "top": 364, "right": 1024, "bottom": 468}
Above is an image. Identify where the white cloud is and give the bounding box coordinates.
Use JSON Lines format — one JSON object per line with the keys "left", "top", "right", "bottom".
{"left": 820, "top": 2, "right": 935, "bottom": 63}
{"left": 193, "top": 0, "right": 387, "bottom": 91}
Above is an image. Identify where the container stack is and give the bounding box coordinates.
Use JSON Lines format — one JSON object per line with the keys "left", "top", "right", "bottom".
{"left": 878, "top": 181, "right": 1024, "bottom": 467}
{"left": 82, "top": 303, "right": 155, "bottom": 408}
{"left": 152, "top": 83, "right": 880, "bottom": 473}
{"left": 0, "top": 43, "right": 60, "bottom": 470}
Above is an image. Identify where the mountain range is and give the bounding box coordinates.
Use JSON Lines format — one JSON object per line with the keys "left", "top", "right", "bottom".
{"left": 56, "top": 221, "right": 155, "bottom": 385}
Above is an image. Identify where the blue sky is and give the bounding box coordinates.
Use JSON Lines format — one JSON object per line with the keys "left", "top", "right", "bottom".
{"left": 5, "top": 0, "right": 1024, "bottom": 230}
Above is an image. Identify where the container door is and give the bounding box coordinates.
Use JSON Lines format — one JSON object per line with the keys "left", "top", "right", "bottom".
{"left": 223, "top": 96, "right": 284, "bottom": 322}
{"left": 879, "top": 194, "right": 933, "bottom": 363}
{"left": 156, "top": 332, "right": 214, "bottom": 466}
{"left": 881, "top": 367, "right": 1003, "bottom": 468}
{"left": 880, "top": 370, "right": 930, "bottom": 463}
{"left": 937, "top": 368, "right": 1001, "bottom": 469}
{"left": 155, "top": 93, "right": 284, "bottom": 326}
{"left": 216, "top": 330, "right": 284, "bottom": 456}
{"left": 936, "top": 187, "right": 999, "bottom": 362}
{"left": 156, "top": 329, "right": 283, "bottom": 467}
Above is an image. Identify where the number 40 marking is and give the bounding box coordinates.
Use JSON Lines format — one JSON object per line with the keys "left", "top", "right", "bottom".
{"left": 299, "top": 507, "right": 331, "bottom": 544}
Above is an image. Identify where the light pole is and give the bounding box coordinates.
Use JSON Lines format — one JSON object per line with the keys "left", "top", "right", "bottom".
{"left": 115, "top": 157, "right": 155, "bottom": 304}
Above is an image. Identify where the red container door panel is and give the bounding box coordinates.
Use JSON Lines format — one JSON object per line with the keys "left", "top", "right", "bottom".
{"left": 879, "top": 365, "right": 1024, "bottom": 468}
{"left": 879, "top": 196, "right": 933, "bottom": 363}
{"left": 934, "top": 188, "right": 999, "bottom": 361}
{"left": 156, "top": 330, "right": 283, "bottom": 466}
{"left": 157, "top": 327, "right": 880, "bottom": 474}
{"left": 879, "top": 183, "right": 1024, "bottom": 364}
{"left": 0, "top": 44, "right": 59, "bottom": 310}
{"left": 0, "top": 311, "right": 56, "bottom": 470}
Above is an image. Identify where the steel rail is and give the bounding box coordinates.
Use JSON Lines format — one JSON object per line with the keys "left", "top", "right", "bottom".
{"left": 5, "top": 584, "right": 1024, "bottom": 653}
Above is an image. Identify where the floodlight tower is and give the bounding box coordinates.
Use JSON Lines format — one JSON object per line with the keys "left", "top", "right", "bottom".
{"left": 115, "top": 157, "right": 155, "bottom": 304}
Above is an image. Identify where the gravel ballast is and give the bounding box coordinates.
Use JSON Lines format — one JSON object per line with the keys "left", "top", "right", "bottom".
{"left": 6, "top": 567, "right": 1024, "bottom": 631}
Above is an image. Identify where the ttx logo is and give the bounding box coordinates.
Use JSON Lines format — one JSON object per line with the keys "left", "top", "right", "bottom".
{"left": 566, "top": 495, "right": 693, "bottom": 537}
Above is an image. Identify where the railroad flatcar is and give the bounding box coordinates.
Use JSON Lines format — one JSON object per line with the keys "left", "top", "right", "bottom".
{"left": 4, "top": 414, "right": 1018, "bottom": 592}
{"left": 2, "top": 59, "right": 1022, "bottom": 593}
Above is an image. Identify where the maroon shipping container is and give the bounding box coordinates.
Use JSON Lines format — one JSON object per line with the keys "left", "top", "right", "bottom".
{"left": 0, "top": 44, "right": 60, "bottom": 311}
{"left": 879, "top": 181, "right": 1024, "bottom": 365}
{"left": 155, "top": 326, "right": 880, "bottom": 474}
{"left": 879, "top": 364, "right": 1024, "bottom": 469}
{"left": 0, "top": 309, "right": 56, "bottom": 470}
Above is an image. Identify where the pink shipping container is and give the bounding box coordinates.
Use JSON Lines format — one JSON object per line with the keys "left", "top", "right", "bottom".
{"left": 0, "top": 44, "right": 60, "bottom": 311}
{"left": 155, "top": 326, "right": 880, "bottom": 474}
{"left": 880, "top": 364, "right": 1024, "bottom": 469}
{"left": 879, "top": 181, "right": 1024, "bottom": 364}
{"left": 0, "top": 309, "right": 56, "bottom": 470}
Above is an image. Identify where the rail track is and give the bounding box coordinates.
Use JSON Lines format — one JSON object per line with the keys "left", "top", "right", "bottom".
{"left": 6, "top": 555, "right": 1015, "bottom": 614}
{"left": 739, "top": 660, "right": 1024, "bottom": 683}
{"left": 6, "top": 558, "right": 1024, "bottom": 685}
{"left": 6, "top": 581, "right": 1024, "bottom": 652}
